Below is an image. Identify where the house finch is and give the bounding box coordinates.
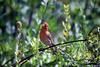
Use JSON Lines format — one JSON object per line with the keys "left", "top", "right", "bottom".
{"left": 40, "top": 21, "right": 57, "bottom": 54}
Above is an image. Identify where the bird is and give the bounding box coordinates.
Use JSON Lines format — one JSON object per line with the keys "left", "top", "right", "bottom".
{"left": 39, "top": 21, "right": 57, "bottom": 54}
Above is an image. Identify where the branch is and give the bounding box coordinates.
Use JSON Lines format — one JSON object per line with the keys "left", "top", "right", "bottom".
{"left": 81, "top": 62, "right": 100, "bottom": 65}
{"left": 12, "top": 54, "right": 34, "bottom": 67}
{"left": 11, "top": 39, "right": 87, "bottom": 66}
{"left": 39, "top": 39, "right": 87, "bottom": 51}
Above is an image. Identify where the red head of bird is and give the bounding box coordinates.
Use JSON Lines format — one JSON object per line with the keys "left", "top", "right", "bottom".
{"left": 41, "top": 22, "right": 48, "bottom": 31}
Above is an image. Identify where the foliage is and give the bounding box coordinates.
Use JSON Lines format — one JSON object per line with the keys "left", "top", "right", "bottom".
{"left": 0, "top": 0, "right": 100, "bottom": 67}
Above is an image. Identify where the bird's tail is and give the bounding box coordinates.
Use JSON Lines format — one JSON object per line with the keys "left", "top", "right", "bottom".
{"left": 51, "top": 43, "right": 57, "bottom": 54}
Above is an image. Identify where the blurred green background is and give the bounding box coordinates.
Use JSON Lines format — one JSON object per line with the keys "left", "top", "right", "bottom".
{"left": 0, "top": 0, "right": 100, "bottom": 67}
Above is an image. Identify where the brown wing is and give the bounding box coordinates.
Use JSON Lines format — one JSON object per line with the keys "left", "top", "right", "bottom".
{"left": 46, "top": 31, "right": 54, "bottom": 46}
{"left": 46, "top": 31, "right": 57, "bottom": 54}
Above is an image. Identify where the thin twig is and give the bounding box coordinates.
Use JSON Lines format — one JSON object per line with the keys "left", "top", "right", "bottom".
{"left": 81, "top": 62, "right": 100, "bottom": 65}
{"left": 12, "top": 54, "right": 34, "bottom": 67}
{"left": 11, "top": 39, "right": 87, "bottom": 66}
{"left": 39, "top": 39, "right": 87, "bottom": 51}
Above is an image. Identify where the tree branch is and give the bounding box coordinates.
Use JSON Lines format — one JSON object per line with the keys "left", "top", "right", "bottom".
{"left": 11, "top": 54, "right": 34, "bottom": 67}
{"left": 81, "top": 62, "right": 100, "bottom": 65}
{"left": 39, "top": 39, "right": 87, "bottom": 51}
{"left": 11, "top": 39, "right": 87, "bottom": 66}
